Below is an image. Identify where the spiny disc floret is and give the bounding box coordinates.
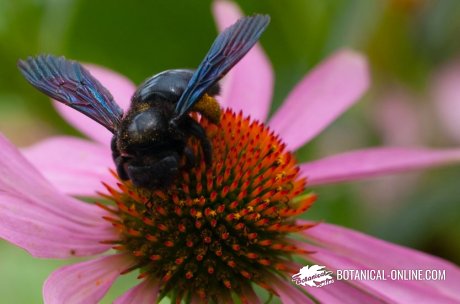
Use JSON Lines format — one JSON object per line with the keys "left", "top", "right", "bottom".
{"left": 101, "top": 110, "right": 315, "bottom": 302}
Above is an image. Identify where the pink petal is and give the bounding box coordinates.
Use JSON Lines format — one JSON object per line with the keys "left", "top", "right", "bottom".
{"left": 0, "top": 134, "right": 115, "bottom": 258}
{"left": 43, "top": 254, "right": 133, "bottom": 304}
{"left": 269, "top": 49, "right": 369, "bottom": 151}
{"left": 297, "top": 222, "right": 460, "bottom": 303}
{"left": 212, "top": 0, "right": 274, "bottom": 121}
{"left": 266, "top": 273, "right": 314, "bottom": 304}
{"left": 432, "top": 60, "right": 460, "bottom": 143}
{"left": 114, "top": 279, "right": 160, "bottom": 304}
{"left": 22, "top": 136, "right": 116, "bottom": 197}
{"left": 304, "top": 279, "right": 385, "bottom": 304}
{"left": 54, "top": 64, "right": 136, "bottom": 146}
{"left": 300, "top": 147, "right": 460, "bottom": 186}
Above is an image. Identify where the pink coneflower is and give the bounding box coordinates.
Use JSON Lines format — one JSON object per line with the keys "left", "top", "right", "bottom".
{"left": 2, "top": 1, "right": 459, "bottom": 303}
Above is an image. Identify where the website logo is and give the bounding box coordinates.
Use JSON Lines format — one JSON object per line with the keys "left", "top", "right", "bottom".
{"left": 292, "top": 265, "right": 447, "bottom": 289}
{"left": 292, "top": 265, "right": 335, "bottom": 288}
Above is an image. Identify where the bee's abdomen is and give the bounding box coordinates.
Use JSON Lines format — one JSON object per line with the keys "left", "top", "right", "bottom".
{"left": 132, "top": 69, "right": 220, "bottom": 105}
{"left": 132, "top": 69, "right": 193, "bottom": 104}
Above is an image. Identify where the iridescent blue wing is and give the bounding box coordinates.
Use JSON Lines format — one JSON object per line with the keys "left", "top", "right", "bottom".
{"left": 174, "top": 14, "right": 270, "bottom": 119}
{"left": 18, "top": 55, "right": 123, "bottom": 133}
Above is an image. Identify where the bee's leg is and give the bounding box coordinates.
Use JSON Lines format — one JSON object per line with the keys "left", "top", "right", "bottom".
{"left": 111, "top": 135, "right": 129, "bottom": 180}
{"left": 185, "top": 117, "right": 212, "bottom": 166}
{"left": 183, "top": 147, "right": 196, "bottom": 169}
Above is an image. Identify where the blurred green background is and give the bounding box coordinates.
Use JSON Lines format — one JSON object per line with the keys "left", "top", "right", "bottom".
{"left": 1, "top": 0, "right": 460, "bottom": 302}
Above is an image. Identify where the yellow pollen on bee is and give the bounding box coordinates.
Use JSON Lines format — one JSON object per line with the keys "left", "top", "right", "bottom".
{"left": 192, "top": 93, "right": 222, "bottom": 124}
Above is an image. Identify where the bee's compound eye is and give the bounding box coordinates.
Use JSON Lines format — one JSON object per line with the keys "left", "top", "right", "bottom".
{"left": 128, "top": 110, "right": 167, "bottom": 137}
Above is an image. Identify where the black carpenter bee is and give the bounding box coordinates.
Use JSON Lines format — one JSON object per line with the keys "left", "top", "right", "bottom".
{"left": 18, "top": 15, "right": 270, "bottom": 188}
